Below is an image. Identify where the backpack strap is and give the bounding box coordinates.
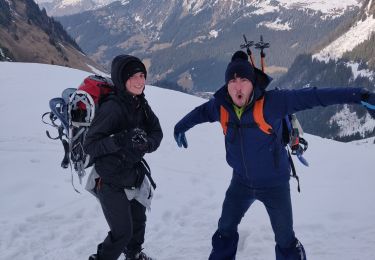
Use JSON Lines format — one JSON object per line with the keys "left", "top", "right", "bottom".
{"left": 287, "top": 149, "right": 301, "bottom": 193}
{"left": 253, "top": 97, "right": 273, "bottom": 134}
{"left": 219, "top": 97, "right": 273, "bottom": 135}
{"left": 141, "top": 158, "right": 156, "bottom": 190}
{"left": 220, "top": 105, "right": 230, "bottom": 135}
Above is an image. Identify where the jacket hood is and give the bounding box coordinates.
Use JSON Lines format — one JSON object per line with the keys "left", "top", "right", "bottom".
{"left": 111, "top": 55, "right": 144, "bottom": 94}
{"left": 252, "top": 66, "right": 273, "bottom": 93}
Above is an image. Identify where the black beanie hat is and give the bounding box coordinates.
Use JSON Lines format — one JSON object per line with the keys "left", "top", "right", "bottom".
{"left": 122, "top": 59, "right": 147, "bottom": 84}
{"left": 225, "top": 51, "right": 255, "bottom": 85}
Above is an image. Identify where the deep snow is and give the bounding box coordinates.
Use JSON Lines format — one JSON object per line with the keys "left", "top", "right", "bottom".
{"left": 0, "top": 62, "right": 374, "bottom": 260}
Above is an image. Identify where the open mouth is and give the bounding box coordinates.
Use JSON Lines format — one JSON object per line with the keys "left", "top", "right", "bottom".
{"left": 237, "top": 94, "right": 243, "bottom": 100}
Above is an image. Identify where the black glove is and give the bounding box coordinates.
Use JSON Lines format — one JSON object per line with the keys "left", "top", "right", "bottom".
{"left": 131, "top": 128, "right": 150, "bottom": 153}
{"left": 113, "top": 128, "right": 149, "bottom": 152}
{"left": 361, "top": 91, "right": 375, "bottom": 119}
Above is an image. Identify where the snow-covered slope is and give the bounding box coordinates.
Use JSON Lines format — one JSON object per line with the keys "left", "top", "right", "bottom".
{"left": 0, "top": 62, "right": 375, "bottom": 260}
{"left": 313, "top": 15, "right": 375, "bottom": 61}
{"left": 312, "top": 0, "right": 375, "bottom": 62}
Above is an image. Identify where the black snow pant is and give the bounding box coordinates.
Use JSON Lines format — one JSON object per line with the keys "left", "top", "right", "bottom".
{"left": 96, "top": 182, "right": 146, "bottom": 260}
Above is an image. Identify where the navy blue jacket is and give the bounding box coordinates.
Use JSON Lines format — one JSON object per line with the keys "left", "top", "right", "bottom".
{"left": 174, "top": 86, "right": 364, "bottom": 188}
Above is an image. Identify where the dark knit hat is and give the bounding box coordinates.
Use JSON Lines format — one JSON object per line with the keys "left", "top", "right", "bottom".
{"left": 224, "top": 50, "right": 273, "bottom": 100}
{"left": 122, "top": 59, "right": 147, "bottom": 84}
{"left": 225, "top": 51, "right": 255, "bottom": 85}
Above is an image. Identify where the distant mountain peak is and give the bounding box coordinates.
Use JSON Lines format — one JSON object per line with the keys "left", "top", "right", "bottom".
{"left": 37, "top": 0, "right": 363, "bottom": 17}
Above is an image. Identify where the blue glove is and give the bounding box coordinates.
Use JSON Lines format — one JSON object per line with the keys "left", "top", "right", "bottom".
{"left": 174, "top": 132, "right": 188, "bottom": 148}
{"left": 361, "top": 92, "right": 375, "bottom": 119}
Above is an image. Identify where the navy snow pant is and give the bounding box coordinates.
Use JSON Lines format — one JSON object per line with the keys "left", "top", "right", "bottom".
{"left": 96, "top": 183, "right": 146, "bottom": 260}
{"left": 209, "top": 178, "right": 306, "bottom": 260}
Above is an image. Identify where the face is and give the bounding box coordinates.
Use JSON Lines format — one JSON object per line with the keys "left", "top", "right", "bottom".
{"left": 125, "top": 72, "right": 146, "bottom": 95}
{"left": 227, "top": 76, "right": 254, "bottom": 107}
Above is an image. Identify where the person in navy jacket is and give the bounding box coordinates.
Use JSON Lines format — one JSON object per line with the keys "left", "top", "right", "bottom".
{"left": 173, "top": 50, "right": 375, "bottom": 260}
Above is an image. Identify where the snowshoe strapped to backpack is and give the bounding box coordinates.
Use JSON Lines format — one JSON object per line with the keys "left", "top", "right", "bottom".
{"left": 42, "top": 75, "right": 115, "bottom": 191}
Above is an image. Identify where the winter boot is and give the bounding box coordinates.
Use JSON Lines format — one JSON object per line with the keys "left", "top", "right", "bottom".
{"left": 125, "top": 250, "right": 153, "bottom": 260}
{"left": 275, "top": 238, "right": 306, "bottom": 260}
{"left": 88, "top": 254, "right": 98, "bottom": 260}
{"left": 89, "top": 243, "right": 103, "bottom": 260}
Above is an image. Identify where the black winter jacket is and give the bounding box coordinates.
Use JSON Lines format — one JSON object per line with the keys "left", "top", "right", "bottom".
{"left": 84, "top": 55, "right": 163, "bottom": 188}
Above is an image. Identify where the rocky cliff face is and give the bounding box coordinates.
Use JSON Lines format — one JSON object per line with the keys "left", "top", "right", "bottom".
{"left": 0, "top": 0, "right": 105, "bottom": 73}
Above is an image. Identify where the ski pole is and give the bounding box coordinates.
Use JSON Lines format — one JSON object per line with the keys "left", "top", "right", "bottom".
{"left": 240, "top": 34, "right": 256, "bottom": 68}
{"left": 255, "top": 35, "right": 270, "bottom": 73}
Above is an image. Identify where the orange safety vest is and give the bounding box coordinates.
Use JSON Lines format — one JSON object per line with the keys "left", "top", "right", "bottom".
{"left": 220, "top": 97, "right": 273, "bottom": 135}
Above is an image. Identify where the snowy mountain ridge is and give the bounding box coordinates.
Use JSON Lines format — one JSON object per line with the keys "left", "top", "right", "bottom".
{"left": 313, "top": 15, "right": 375, "bottom": 61}
{"left": 271, "top": 0, "right": 375, "bottom": 141}
{"left": 312, "top": 0, "right": 375, "bottom": 62}
{"left": 37, "top": 0, "right": 362, "bottom": 18}
{"left": 56, "top": 0, "right": 362, "bottom": 92}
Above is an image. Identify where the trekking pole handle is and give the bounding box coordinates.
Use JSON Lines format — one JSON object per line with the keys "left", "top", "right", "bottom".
{"left": 241, "top": 34, "right": 256, "bottom": 67}
{"left": 255, "top": 35, "right": 270, "bottom": 72}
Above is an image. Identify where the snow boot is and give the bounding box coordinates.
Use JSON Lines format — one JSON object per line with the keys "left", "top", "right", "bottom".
{"left": 125, "top": 250, "right": 153, "bottom": 260}
{"left": 88, "top": 254, "right": 98, "bottom": 260}
{"left": 275, "top": 238, "right": 306, "bottom": 260}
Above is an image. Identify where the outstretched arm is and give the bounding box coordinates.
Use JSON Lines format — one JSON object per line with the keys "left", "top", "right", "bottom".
{"left": 174, "top": 99, "right": 220, "bottom": 148}
{"left": 266, "top": 87, "right": 368, "bottom": 119}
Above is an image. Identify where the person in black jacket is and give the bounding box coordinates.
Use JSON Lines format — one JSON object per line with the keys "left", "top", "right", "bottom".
{"left": 84, "top": 55, "right": 163, "bottom": 260}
